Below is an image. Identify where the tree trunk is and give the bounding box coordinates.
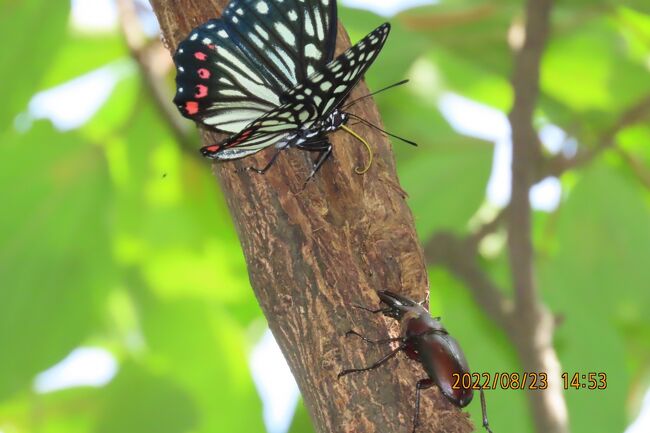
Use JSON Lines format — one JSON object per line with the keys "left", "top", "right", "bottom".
{"left": 149, "top": 1, "right": 473, "bottom": 432}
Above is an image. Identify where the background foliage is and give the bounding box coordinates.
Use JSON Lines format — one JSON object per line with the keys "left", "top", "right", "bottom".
{"left": 1, "top": 1, "right": 650, "bottom": 432}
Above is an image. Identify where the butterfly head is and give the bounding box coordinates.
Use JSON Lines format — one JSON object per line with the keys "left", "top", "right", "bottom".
{"left": 321, "top": 109, "right": 348, "bottom": 132}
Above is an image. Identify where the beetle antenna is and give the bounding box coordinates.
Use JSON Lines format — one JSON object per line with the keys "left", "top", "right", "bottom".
{"left": 346, "top": 113, "right": 418, "bottom": 147}
{"left": 342, "top": 79, "right": 410, "bottom": 109}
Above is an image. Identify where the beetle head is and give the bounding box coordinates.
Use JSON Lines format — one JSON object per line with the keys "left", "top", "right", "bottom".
{"left": 376, "top": 291, "right": 424, "bottom": 320}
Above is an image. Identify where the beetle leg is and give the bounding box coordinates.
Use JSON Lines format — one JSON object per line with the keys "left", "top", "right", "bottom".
{"left": 351, "top": 304, "right": 392, "bottom": 314}
{"left": 412, "top": 379, "right": 434, "bottom": 433}
{"left": 480, "top": 387, "right": 494, "bottom": 433}
{"left": 338, "top": 344, "right": 405, "bottom": 378}
{"left": 345, "top": 330, "right": 404, "bottom": 345}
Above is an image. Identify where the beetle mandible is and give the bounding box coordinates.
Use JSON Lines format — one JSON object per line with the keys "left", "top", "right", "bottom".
{"left": 338, "top": 290, "right": 493, "bottom": 433}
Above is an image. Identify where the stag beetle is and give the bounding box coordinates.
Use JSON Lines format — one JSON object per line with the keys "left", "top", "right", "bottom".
{"left": 338, "top": 291, "right": 493, "bottom": 433}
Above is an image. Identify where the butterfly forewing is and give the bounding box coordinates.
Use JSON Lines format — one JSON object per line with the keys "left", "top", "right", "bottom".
{"left": 287, "top": 23, "right": 391, "bottom": 126}
{"left": 245, "top": 23, "right": 391, "bottom": 136}
{"left": 173, "top": 19, "right": 281, "bottom": 133}
{"left": 200, "top": 23, "right": 391, "bottom": 159}
{"left": 223, "top": 0, "right": 338, "bottom": 88}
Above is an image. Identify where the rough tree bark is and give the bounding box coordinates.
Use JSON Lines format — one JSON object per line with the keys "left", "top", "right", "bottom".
{"left": 149, "top": 1, "right": 474, "bottom": 432}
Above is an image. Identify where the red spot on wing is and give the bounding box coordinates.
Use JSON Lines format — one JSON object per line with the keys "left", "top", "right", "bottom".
{"left": 197, "top": 68, "right": 211, "bottom": 79}
{"left": 204, "top": 145, "right": 221, "bottom": 152}
{"left": 185, "top": 101, "right": 199, "bottom": 115}
{"left": 195, "top": 85, "right": 208, "bottom": 98}
{"left": 194, "top": 52, "right": 207, "bottom": 61}
{"left": 227, "top": 128, "right": 255, "bottom": 148}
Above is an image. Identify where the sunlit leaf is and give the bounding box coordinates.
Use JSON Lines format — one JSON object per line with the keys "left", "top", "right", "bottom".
{"left": 95, "top": 362, "right": 198, "bottom": 433}
{"left": 0, "top": 1, "right": 70, "bottom": 128}
{"left": 0, "top": 123, "right": 113, "bottom": 399}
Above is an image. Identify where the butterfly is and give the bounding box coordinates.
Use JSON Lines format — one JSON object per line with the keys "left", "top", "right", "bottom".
{"left": 173, "top": 0, "right": 393, "bottom": 181}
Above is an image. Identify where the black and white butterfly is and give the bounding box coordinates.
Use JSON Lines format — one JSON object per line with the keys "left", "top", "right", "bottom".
{"left": 173, "top": 0, "right": 393, "bottom": 180}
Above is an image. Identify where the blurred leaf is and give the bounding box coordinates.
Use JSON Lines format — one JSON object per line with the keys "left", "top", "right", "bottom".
{"left": 0, "top": 387, "right": 101, "bottom": 433}
{"left": 95, "top": 362, "right": 198, "bottom": 433}
{"left": 0, "top": 1, "right": 70, "bottom": 128}
{"left": 288, "top": 399, "right": 316, "bottom": 433}
{"left": 542, "top": 18, "right": 650, "bottom": 115}
{"left": 618, "top": 125, "right": 650, "bottom": 167}
{"left": 81, "top": 66, "right": 140, "bottom": 143}
{"left": 341, "top": 7, "right": 432, "bottom": 87}
{"left": 0, "top": 123, "right": 113, "bottom": 400}
{"left": 402, "top": 144, "right": 492, "bottom": 240}
{"left": 136, "top": 294, "right": 266, "bottom": 433}
{"left": 400, "top": 2, "right": 515, "bottom": 79}
{"left": 105, "top": 100, "right": 257, "bottom": 320}
{"left": 431, "top": 49, "right": 513, "bottom": 111}
{"left": 43, "top": 34, "right": 127, "bottom": 88}
{"left": 539, "top": 162, "right": 650, "bottom": 432}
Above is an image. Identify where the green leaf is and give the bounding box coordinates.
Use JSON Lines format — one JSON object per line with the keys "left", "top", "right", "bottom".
{"left": 95, "top": 362, "right": 198, "bottom": 433}
{"left": 539, "top": 162, "right": 650, "bottom": 433}
{"left": 136, "top": 296, "right": 266, "bottom": 433}
{"left": 0, "top": 1, "right": 70, "bottom": 128}
{"left": 43, "top": 34, "right": 127, "bottom": 88}
{"left": 541, "top": 17, "right": 650, "bottom": 115}
{"left": 288, "top": 399, "right": 316, "bottom": 433}
{"left": 0, "top": 123, "right": 113, "bottom": 400}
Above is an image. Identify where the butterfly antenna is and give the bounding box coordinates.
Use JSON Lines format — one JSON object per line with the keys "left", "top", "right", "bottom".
{"left": 342, "top": 79, "right": 410, "bottom": 109}
{"left": 341, "top": 125, "right": 373, "bottom": 175}
{"left": 347, "top": 113, "right": 418, "bottom": 147}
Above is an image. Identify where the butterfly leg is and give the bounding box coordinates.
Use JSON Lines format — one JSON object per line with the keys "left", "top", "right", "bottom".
{"left": 303, "top": 143, "right": 332, "bottom": 189}
{"left": 241, "top": 146, "right": 285, "bottom": 175}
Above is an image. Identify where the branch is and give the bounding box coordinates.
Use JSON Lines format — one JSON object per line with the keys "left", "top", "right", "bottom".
{"left": 617, "top": 147, "right": 650, "bottom": 191}
{"left": 116, "top": 0, "right": 196, "bottom": 154}
{"left": 428, "top": 1, "right": 568, "bottom": 432}
{"left": 545, "top": 93, "right": 650, "bottom": 177}
{"left": 399, "top": 4, "right": 497, "bottom": 31}
{"left": 507, "top": 0, "right": 550, "bottom": 311}
{"left": 507, "top": 1, "right": 569, "bottom": 433}
{"left": 147, "top": 2, "right": 472, "bottom": 433}
{"left": 425, "top": 230, "right": 513, "bottom": 329}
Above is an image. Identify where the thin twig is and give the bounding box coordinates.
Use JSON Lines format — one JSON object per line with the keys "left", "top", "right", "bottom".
{"left": 617, "top": 147, "right": 650, "bottom": 191}
{"left": 427, "top": 1, "right": 569, "bottom": 432}
{"left": 424, "top": 231, "right": 512, "bottom": 330}
{"left": 116, "top": 0, "right": 197, "bottom": 154}
{"left": 507, "top": 2, "right": 569, "bottom": 433}
{"left": 545, "top": 93, "right": 650, "bottom": 178}
{"left": 466, "top": 207, "right": 508, "bottom": 250}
